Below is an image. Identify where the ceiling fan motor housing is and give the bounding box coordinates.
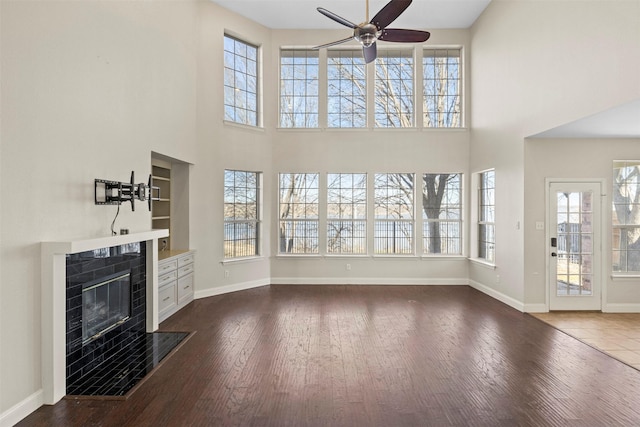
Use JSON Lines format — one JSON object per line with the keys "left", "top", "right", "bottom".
{"left": 354, "top": 23, "right": 379, "bottom": 47}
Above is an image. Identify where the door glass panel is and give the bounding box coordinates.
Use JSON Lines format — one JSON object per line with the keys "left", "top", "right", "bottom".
{"left": 556, "top": 191, "right": 593, "bottom": 296}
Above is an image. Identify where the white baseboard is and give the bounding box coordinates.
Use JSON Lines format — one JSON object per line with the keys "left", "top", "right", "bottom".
{"left": 468, "top": 280, "right": 525, "bottom": 312}
{"left": 1, "top": 390, "right": 43, "bottom": 427}
{"left": 603, "top": 303, "right": 640, "bottom": 313}
{"left": 523, "top": 303, "right": 548, "bottom": 313}
{"left": 194, "top": 278, "right": 270, "bottom": 299}
{"left": 270, "top": 277, "right": 469, "bottom": 286}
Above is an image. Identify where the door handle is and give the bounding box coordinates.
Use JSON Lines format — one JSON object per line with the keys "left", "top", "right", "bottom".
{"left": 551, "top": 252, "right": 557, "bottom": 257}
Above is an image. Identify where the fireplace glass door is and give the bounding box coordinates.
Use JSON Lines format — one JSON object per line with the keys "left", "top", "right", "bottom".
{"left": 82, "top": 271, "right": 131, "bottom": 344}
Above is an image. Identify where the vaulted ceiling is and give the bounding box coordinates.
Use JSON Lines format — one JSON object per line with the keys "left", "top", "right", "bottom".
{"left": 210, "top": 0, "right": 492, "bottom": 30}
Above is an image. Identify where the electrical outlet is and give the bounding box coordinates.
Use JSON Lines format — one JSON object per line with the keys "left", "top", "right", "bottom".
{"left": 346, "top": 264, "right": 351, "bottom": 271}
{"left": 224, "top": 270, "right": 229, "bottom": 278}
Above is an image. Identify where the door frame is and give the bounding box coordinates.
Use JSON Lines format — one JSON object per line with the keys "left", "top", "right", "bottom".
{"left": 545, "top": 178, "right": 607, "bottom": 312}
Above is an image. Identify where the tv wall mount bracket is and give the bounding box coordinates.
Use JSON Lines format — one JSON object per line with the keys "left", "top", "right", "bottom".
{"left": 94, "top": 171, "right": 160, "bottom": 211}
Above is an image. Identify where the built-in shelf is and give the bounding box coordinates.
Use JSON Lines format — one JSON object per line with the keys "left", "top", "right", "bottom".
{"left": 151, "top": 160, "right": 172, "bottom": 250}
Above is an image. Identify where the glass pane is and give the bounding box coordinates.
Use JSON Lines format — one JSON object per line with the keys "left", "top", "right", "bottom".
{"left": 556, "top": 190, "right": 594, "bottom": 297}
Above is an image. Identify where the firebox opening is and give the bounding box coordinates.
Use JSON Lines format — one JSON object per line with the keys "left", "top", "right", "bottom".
{"left": 82, "top": 271, "right": 131, "bottom": 345}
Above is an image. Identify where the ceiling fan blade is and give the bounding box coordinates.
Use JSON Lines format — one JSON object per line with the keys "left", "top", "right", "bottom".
{"left": 370, "top": 0, "right": 412, "bottom": 30}
{"left": 312, "top": 36, "right": 354, "bottom": 50}
{"left": 379, "top": 29, "right": 431, "bottom": 43}
{"left": 363, "top": 42, "right": 377, "bottom": 64}
{"left": 317, "top": 7, "right": 357, "bottom": 29}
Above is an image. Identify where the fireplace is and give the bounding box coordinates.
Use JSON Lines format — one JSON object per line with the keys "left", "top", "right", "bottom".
{"left": 66, "top": 244, "right": 147, "bottom": 394}
{"left": 82, "top": 271, "right": 131, "bottom": 344}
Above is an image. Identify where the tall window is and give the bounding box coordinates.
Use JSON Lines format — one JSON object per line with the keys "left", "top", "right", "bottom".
{"left": 224, "top": 35, "right": 258, "bottom": 126}
{"left": 374, "top": 173, "right": 414, "bottom": 254}
{"left": 280, "top": 49, "right": 319, "bottom": 128}
{"left": 422, "top": 174, "right": 462, "bottom": 255}
{"left": 612, "top": 161, "right": 640, "bottom": 273}
{"left": 423, "top": 48, "right": 461, "bottom": 128}
{"left": 327, "top": 173, "right": 367, "bottom": 254}
{"left": 478, "top": 170, "right": 495, "bottom": 262}
{"left": 224, "top": 170, "right": 260, "bottom": 259}
{"left": 327, "top": 50, "right": 367, "bottom": 128}
{"left": 375, "top": 49, "right": 414, "bottom": 127}
{"left": 279, "top": 173, "right": 319, "bottom": 254}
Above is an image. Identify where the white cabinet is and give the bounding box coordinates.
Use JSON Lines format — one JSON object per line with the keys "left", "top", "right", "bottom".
{"left": 157, "top": 250, "right": 195, "bottom": 323}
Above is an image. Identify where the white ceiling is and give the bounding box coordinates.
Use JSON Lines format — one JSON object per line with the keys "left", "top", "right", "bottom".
{"left": 529, "top": 100, "right": 640, "bottom": 139}
{"left": 210, "top": 0, "right": 492, "bottom": 30}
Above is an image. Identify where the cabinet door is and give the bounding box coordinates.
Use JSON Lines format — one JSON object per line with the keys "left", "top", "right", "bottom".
{"left": 177, "top": 274, "right": 194, "bottom": 303}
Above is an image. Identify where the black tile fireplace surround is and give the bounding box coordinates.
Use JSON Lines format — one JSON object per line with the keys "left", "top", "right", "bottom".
{"left": 64, "top": 241, "right": 188, "bottom": 398}
{"left": 66, "top": 243, "right": 147, "bottom": 394}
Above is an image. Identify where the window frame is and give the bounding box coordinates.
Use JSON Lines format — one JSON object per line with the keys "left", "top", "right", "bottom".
{"left": 477, "top": 169, "right": 496, "bottom": 264}
{"left": 421, "top": 173, "right": 463, "bottom": 256}
{"left": 612, "top": 160, "right": 640, "bottom": 275}
{"left": 373, "top": 173, "right": 415, "bottom": 255}
{"left": 327, "top": 173, "right": 368, "bottom": 255}
{"left": 279, "top": 48, "right": 319, "bottom": 128}
{"left": 374, "top": 49, "right": 415, "bottom": 128}
{"left": 326, "top": 49, "right": 368, "bottom": 128}
{"left": 223, "top": 34, "right": 260, "bottom": 127}
{"left": 223, "top": 169, "right": 262, "bottom": 260}
{"left": 278, "top": 173, "right": 320, "bottom": 255}
{"left": 422, "top": 47, "right": 463, "bottom": 128}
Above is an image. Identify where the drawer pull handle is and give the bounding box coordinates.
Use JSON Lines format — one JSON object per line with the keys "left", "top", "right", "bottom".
{"left": 184, "top": 285, "right": 190, "bottom": 290}
{"left": 163, "top": 296, "right": 171, "bottom": 302}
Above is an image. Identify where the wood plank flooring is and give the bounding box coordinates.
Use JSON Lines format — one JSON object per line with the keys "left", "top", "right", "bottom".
{"left": 19, "top": 285, "right": 640, "bottom": 426}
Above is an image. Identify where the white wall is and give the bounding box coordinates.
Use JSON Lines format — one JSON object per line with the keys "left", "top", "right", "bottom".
{"left": 470, "top": 0, "right": 640, "bottom": 308}
{"left": 192, "top": 2, "right": 274, "bottom": 298}
{"left": 524, "top": 138, "right": 640, "bottom": 310}
{"left": 0, "top": 0, "right": 198, "bottom": 418}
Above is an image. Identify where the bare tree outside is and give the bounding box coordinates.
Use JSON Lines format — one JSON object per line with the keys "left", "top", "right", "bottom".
{"left": 223, "top": 35, "right": 258, "bottom": 126}
{"left": 613, "top": 162, "right": 640, "bottom": 272}
{"left": 224, "top": 170, "right": 259, "bottom": 258}
{"left": 327, "top": 173, "right": 367, "bottom": 254}
{"left": 277, "top": 47, "right": 463, "bottom": 254}
{"left": 280, "top": 49, "right": 319, "bottom": 128}
{"left": 279, "top": 173, "right": 319, "bottom": 254}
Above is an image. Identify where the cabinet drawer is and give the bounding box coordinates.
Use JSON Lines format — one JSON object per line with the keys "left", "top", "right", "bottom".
{"left": 178, "top": 264, "right": 194, "bottom": 278}
{"left": 178, "top": 273, "right": 194, "bottom": 301}
{"left": 159, "top": 270, "right": 177, "bottom": 287}
{"left": 159, "top": 283, "right": 176, "bottom": 312}
{"left": 178, "top": 254, "right": 194, "bottom": 267}
{"left": 159, "top": 260, "right": 178, "bottom": 274}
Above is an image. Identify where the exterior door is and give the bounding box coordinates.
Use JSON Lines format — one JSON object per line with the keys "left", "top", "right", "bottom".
{"left": 548, "top": 182, "right": 602, "bottom": 311}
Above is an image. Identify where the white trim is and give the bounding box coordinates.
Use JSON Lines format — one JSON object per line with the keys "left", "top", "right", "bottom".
{"left": 194, "top": 278, "right": 270, "bottom": 299}
{"left": 469, "top": 257, "right": 496, "bottom": 269}
{"left": 603, "top": 303, "right": 640, "bottom": 313}
{"left": 545, "top": 178, "right": 607, "bottom": 311}
{"left": 523, "top": 303, "right": 548, "bottom": 313}
{"left": 270, "top": 277, "right": 468, "bottom": 286}
{"left": 0, "top": 390, "right": 43, "bottom": 427}
{"left": 468, "top": 280, "right": 524, "bottom": 312}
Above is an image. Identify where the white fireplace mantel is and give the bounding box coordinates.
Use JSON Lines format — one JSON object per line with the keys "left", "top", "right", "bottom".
{"left": 41, "top": 229, "right": 169, "bottom": 405}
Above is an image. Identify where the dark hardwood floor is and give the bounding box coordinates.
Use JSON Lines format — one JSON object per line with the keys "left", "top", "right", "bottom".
{"left": 19, "top": 285, "right": 640, "bottom": 426}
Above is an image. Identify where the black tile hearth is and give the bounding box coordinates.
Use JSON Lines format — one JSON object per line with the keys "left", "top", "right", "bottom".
{"left": 66, "top": 331, "right": 188, "bottom": 398}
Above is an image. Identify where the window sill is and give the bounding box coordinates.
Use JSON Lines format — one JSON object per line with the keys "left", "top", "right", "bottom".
{"left": 611, "top": 274, "right": 640, "bottom": 281}
{"left": 420, "top": 255, "right": 467, "bottom": 260}
{"left": 274, "top": 127, "right": 469, "bottom": 132}
{"left": 469, "top": 258, "right": 497, "bottom": 269}
{"left": 223, "top": 120, "right": 264, "bottom": 132}
{"left": 221, "top": 256, "right": 264, "bottom": 265}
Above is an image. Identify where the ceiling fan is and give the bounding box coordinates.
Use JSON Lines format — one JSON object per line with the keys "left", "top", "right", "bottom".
{"left": 312, "top": 0, "right": 431, "bottom": 63}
